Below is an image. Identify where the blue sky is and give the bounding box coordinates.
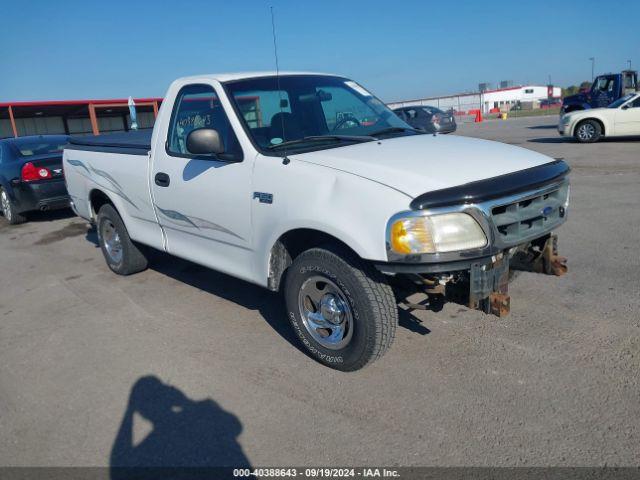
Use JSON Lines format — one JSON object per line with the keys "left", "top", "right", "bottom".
{"left": 1, "top": 0, "right": 637, "bottom": 102}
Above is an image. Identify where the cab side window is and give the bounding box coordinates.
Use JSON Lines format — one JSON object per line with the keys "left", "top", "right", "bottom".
{"left": 630, "top": 97, "right": 640, "bottom": 108}
{"left": 167, "top": 84, "right": 241, "bottom": 157}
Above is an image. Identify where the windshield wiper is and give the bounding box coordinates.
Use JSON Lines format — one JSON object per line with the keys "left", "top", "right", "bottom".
{"left": 267, "top": 135, "right": 376, "bottom": 150}
{"left": 368, "top": 126, "right": 425, "bottom": 137}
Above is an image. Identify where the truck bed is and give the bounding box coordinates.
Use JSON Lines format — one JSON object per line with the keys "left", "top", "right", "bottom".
{"left": 67, "top": 130, "right": 152, "bottom": 155}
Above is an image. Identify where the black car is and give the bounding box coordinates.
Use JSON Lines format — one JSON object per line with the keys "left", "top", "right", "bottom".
{"left": 0, "top": 135, "right": 70, "bottom": 224}
{"left": 393, "top": 105, "right": 457, "bottom": 134}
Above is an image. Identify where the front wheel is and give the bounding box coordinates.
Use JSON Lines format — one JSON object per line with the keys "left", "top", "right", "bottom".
{"left": 574, "top": 119, "right": 602, "bottom": 143}
{"left": 284, "top": 246, "right": 397, "bottom": 371}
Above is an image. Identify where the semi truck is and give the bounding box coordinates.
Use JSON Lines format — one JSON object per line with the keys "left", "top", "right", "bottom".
{"left": 561, "top": 70, "right": 638, "bottom": 114}
{"left": 63, "top": 72, "right": 570, "bottom": 371}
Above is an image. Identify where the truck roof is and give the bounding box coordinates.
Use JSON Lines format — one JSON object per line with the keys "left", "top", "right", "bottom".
{"left": 177, "top": 71, "right": 337, "bottom": 83}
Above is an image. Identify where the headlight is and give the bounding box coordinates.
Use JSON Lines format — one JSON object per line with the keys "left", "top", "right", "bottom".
{"left": 389, "top": 212, "right": 487, "bottom": 255}
{"left": 561, "top": 115, "right": 571, "bottom": 125}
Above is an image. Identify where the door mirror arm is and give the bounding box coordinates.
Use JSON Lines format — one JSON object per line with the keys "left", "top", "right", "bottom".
{"left": 216, "top": 152, "right": 242, "bottom": 162}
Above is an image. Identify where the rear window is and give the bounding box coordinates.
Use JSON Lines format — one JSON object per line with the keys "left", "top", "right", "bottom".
{"left": 16, "top": 141, "right": 66, "bottom": 157}
{"left": 422, "top": 107, "right": 443, "bottom": 115}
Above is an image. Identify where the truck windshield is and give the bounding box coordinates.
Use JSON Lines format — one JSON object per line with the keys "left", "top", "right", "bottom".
{"left": 224, "top": 75, "right": 417, "bottom": 154}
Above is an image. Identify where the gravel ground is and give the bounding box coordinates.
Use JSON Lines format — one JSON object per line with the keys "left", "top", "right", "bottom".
{"left": 1, "top": 116, "right": 638, "bottom": 468}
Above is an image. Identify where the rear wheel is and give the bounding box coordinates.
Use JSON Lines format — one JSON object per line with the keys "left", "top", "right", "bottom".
{"left": 97, "top": 204, "right": 148, "bottom": 275}
{"left": 0, "top": 188, "right": 26, "bottom": 225}
{"left": 284, "top": 246, "right": 397, "bottom": 371}
{"left": 574, "top": 119, "right": 602, "bottom": 143}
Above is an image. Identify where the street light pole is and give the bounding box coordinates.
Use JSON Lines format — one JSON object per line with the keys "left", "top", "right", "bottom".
{"left": 589, "top": 57, "right": 595, "bottom": 82}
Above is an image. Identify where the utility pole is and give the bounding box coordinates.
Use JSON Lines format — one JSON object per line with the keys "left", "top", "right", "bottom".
{"left": 589, "top": 57, "right": 595, "bottom": 82}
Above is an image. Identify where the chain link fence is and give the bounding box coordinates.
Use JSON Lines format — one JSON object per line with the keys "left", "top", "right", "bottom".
{"left": 387, "top": 87, "right": 562, "bottom": 122}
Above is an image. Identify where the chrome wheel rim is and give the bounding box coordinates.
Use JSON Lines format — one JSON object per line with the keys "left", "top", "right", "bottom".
{"left": 577, "top": 123, "right": 595, "bottom": 141}
{"left": 1, "top": 191, "right": 11, "bottom": 222}
{"left": 100, "top": 219, "right": 123, "bottom": 264}
{"left": 298, "top": 275, "right": 353, "bottom": 350}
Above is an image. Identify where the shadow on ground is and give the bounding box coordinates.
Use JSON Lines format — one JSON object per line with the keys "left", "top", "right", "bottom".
{"left": 84, "top": 225, "right": 431, "bottom": 352}
{"left": 398, "top": 309, "right": 431, "bottom": 335}
{"left": 528, "top": 137, "right": 570, "bottom": 143}
{"left": 84, "top": 226, "right": 308, "bottom": 354}
{"left": 529, "top": 135, "right": 640, "bottom": 144}
{"left": 25, "top": 208, "right": 75, "bottom": 223}
{"left": 110, "top": 376, "right": 250, "bottom": 479}
{"left": 0, "top": 208, "right": 75, "bottom": 230}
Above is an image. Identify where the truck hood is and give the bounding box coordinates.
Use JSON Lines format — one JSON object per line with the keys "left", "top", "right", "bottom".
{"left": 562, "top": 92, "right": 588, "bottom": 106}
{"left": 294, "top": 134, "right": 556, "bottom": 198}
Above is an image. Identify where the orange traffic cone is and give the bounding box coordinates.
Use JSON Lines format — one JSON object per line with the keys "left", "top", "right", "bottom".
{"left": 474, "top": 109, "right": 483, "bottom": 123}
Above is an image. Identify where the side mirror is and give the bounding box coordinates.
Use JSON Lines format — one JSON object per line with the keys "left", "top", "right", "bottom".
{"left": 621, "top": 104, "right": 630, "bottom": 110}
{"left": 186, "top": 128, "right": 225, "bottom": 156}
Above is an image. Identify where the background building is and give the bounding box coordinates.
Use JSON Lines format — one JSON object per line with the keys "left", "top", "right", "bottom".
{"left": 0, "top": 98, "right": 163, "bottom": 138}
{"left": 388, "top": 84, "right": 562, "bottom": 114}
{"left": 1, "top": 83, "right": 565, "bottom": 140}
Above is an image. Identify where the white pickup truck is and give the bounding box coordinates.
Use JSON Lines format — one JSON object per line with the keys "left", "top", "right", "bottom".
{"left": 64, "top": 72, "right": 570, "bottom": 371}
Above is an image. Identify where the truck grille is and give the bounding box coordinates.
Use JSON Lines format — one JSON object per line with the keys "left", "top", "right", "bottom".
{"left": 491, "top": 182, "right": 569, "bottom": 246}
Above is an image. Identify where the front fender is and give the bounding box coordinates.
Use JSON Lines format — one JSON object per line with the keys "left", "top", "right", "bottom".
{"left": 251, "top": 157, "right": 413, "bottom": 285}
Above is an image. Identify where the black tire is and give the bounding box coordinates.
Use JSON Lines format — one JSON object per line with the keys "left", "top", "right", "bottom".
{"left": 574, "top": 119, "right": 602, "bottom": 143}
{"left": 284, "top": 245, "right": 397, "bottom": 371}
{"left": 0, "top": 187, "right": 27, "bottom": 225}
{"left": 97, "top": 204, "right": 148, "bottom": 275}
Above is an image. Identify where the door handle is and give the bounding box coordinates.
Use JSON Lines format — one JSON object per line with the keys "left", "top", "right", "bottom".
{"left": 155, "top": 172, "right": 170, "bottom": 187}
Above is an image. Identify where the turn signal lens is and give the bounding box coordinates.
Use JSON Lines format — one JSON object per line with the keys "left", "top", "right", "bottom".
{"left": 390, "top": 217, "right": 435, "bottom": 254}
{"left": 390, "top": 213, "right": 487, "bottom": 255}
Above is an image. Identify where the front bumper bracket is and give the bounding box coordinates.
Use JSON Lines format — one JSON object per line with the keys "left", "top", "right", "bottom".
{"left": 511, "top": 234, "right": 568, "bottom": 276}
{"left": 469, "top": 255, "right": 510, "bottom": 317}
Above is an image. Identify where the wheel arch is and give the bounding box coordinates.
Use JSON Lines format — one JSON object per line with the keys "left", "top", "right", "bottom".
{"left": 0, "top": 175, "right": 15, "bottom": 198}
{"left": 572, "top": 117, "right": 606, "bottom": 137}
{"left": 266, "top": 228, "right": 364, "bottom": 292}
{"left": 88, "top": 188, "right": 118, "bottom": 220}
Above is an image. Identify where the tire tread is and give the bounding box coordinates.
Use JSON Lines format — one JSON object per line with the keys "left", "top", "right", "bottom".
{"left": 289, "top": 245, "right": 397, "bottom": 371}
{"left": 97, "top": 204, "right": 148, "bottom": 275}
{"left": 0, "top": 187, "right": 27, "bottom": 225}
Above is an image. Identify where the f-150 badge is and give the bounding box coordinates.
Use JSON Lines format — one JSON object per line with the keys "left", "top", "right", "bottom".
{"left": 253, "top": 192, "right": 273, "bottom": 204}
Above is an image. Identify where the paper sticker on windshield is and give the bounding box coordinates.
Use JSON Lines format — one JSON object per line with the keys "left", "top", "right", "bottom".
{"left": 270, "top": 137, "right": 283, "bottom": 145}
{"left": 345, "top": 81, "right": 372, "bottom": 97}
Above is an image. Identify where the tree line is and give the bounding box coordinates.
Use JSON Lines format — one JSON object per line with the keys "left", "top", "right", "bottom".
{"left": 562, "top": 81, "right": 592, "bottom": 97}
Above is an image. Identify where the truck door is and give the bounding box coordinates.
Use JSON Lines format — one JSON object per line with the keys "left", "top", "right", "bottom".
{"left": 614, "top": 95, "right": 640, "bottom": 135}
{"left": 150, "top": 83, "right": 254, "bottom": 280}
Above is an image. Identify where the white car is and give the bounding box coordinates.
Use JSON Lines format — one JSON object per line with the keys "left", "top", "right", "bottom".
{"left": 63, "top": 72, "right": 570, "bottom": 371}
{"left": 559, "top": 92, "right": 640, "bottom": 143}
